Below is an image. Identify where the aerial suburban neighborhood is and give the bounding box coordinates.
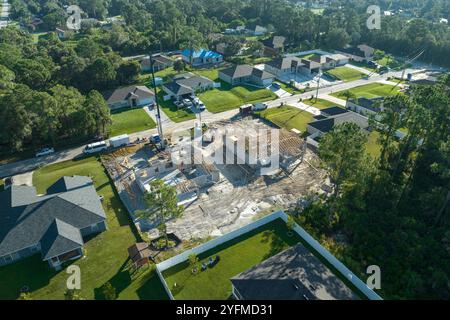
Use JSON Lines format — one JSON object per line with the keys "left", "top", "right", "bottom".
{"left": 0, "top": 0, "right": 449, "bottom": 308}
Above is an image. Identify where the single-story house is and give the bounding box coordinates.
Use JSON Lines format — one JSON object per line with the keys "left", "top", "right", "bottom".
{"left": 310, "top": 53, "right": 349, "bottom": 70}
{"left": 337, "top": 44, "right": 375, "bottom": 62}
{"left": 0, "top": 176, "right": 107, "bottom": 270}
{"left": 140, "top": 54, "right": 174, "bottom": 72}
{"left": 231, "top": 243, "right": 359, "bottom": 300}
{"left": 246, "top": 24, "right": 267, "bottom": 36}
{"left": 265, "top": 57, "right": 321, "bottom": 77}
{"left": 307, "top": 110, "right": 369, "bottom": 137}
{"left": 262, "top": 36, "right": 286, "bottom": 56}
{"left": 219, "top": 64, "right": 275, "bottom": 87}
{"left": 181, "top": 49, "right": 223, "bottom": 67}
{"left": 347, "top": 97, "right": 384, "bottom": 117}
{"left": 55, "top": 26, "right": 74, "bottom": 39}
{"left": 162, "top": 73, "right": 214, "bottom": 101}
{"left": 320, "top": 106, "right": 348, "bottom": 117}
{"left": 104, "top": 85, "right": 155, "bottom": 110}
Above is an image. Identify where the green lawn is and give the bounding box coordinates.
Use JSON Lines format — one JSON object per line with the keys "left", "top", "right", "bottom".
{"left": 256, "top": 106, "right": 314, "bottom": 133}
{"left": 366, "top": 131, "right": 381, "bottom": 158}
{"left": 302, "top": 98, "right": 337, "bottom": 109}
{"left": 157, "top": 90, "right": 196, "bottom": 123}
{"left": 194, "top": 68, "right": 222, "bottom": 81}
{"left": 138, "top": 67, "right": 178, "bottom": 85}
{"left": 332, "top": 83, "right": 400, "bottom": 99}
{"left": 275, "top": 81, "right": 300, "bottom": 95}
{"left": 0, "top": 157, "right": 168, "bottom": 300}
{"left": 162, "top": 219, "right": 300, "bottom": 300}
{"left": 109, "top": 108, "right": 156, "bottom": 136}
{"left": 326, "top": 66, "right": 367, "bottom": 82}
{"left": 199, "top": 82, "right": 277, "bottom": 113}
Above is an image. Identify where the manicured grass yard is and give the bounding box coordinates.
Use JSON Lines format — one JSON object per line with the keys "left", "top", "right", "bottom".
{"left": 157, "top": 90, "right": 196, "bottom": 123}
{"left": 162, "top": 219, "right": 301, "bottom": 300}
{"left": 302, "top": 98, "right": 337, "bottom": 109}
{"left": 109, "top": 108, "right": 156, "bottom": 136}
{"left": 332, "top": 82, "right": 400, "bottom": 99}
{"left": 366, "top": 131, "right": 381, "bottom": 158}
{"left": 199, "top": 82, "right": 277, "bottom": 113}
{"left": 0, "top": 157, "right": 168, "bottom": 300}
{"left": 326, "top": 66, "right": 367, "bottom": 82}
{"left": 256, "top": 106, "right": 314, "bottom": 132}
{"left": 138, "top": 67, "right": 178, "bottom": 85}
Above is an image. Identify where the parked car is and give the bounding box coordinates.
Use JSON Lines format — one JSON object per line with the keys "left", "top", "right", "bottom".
{"left": 192, "top": 97, "right": 201, "bottom": 105}
{"left": 251, "top": 102, "right": 268, "bottom": 111}
{"left": 182, "top": 99, "right": 193, "bottom": 107}
{"left": 198, "top": 103, "right": 206, "bottom": 111}
{"left": 84, "top": 141, "right": 108, "bottom": 155}
{"left": 35, "top": 147, "right": 55, "bottom": 157}
{"left": 174, "top": 100, "right": 184, "bottom": 108}
{"left": 271, "top": 82, "right": 281, "bottom": 90}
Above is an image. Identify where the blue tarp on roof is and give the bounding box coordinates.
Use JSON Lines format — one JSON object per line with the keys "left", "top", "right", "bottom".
{"left": 181, "top": 48, "right": 223, "bottom": 59}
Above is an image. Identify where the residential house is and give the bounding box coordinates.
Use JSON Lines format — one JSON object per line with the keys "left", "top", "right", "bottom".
{"left": 262, "top": 36, "right": 286, "bottom": 56}
{"left": 246, "top": 24, "right": 268, "bottom": 36}
{"left": 55, "top": 26, "right": 74, "bottom": 39}
{"left": 307, "top": 108, "right": 369, "bottom": 137}
{"left": 265, "top": 57, "right": 321, "bottom": 77}
{"left": 337, "top": 44, "right": 375, "bottom": 62}
{"left": 231, "top": 243, "right": 359, "bottom": 300}
{"left": 140, "top": 54, "right": 174, "bottom": 72}
{"left": 181, "top": 49, "right": 223, "bottom": 67}
{"left": 162, "top": 73, "right": 215, "bottom": 101}
{"left": 104, "top": 85, "right": 155, "bottom": 110}
{"left": 0, "top": 176, "right": 107, "bottom": 270}
{"left": 347, "top": 97, "right": 384, "bottom": 117}
{"left": 310, "top": 53, "right": 349, "bottom": 70}
{"left": 219, "top": 64, "right": 275, "bottom": 87}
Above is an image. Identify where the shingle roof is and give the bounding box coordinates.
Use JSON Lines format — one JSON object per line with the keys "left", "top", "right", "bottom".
{"left": 265, "top": 57, "right": 304, "bottom": 70}
{"left": 262, "top": 36, "right": 286, "bottom": 49}
{"left": 0, "top": 176, "right": 106, "bottom": 257}
{"left": 141, "top": 54, "right": 173, "bottom": 67}
{"left": 308, "top": 118, "right": 335, "bottom": 133}
{"left": 220, "top": 65, "right": 274, "bottom": 80}
{"left": 104, "top": 85, "right": 155, "bottom": 104}
{"left": 162, "top": 82, "right": 194, "bottom": 96}
{"left": 231, "top": 244, "right": 358, "bottom": 300}
{"left": 320, "top": 106, "right": 348, "bottom": 117}
{"left": 355, "top": 97, "right": 384, "bottom": 112}
{"left": 40, "top": 219, "right": 83, "bottom": 260}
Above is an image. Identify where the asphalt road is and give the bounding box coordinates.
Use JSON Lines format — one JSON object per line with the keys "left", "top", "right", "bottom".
{"left": 0, "top": 69, "right": 404, "bottom": 178}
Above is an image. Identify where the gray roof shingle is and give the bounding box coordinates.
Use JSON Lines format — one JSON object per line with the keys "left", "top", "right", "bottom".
{"left": 231, "top": 244, "right": 358, "bottom": 300}
{"left": 40, "top": 219, "right": 83, "bottom": 260}
{"left": 0, "top": 176, "right": 106, "bottom": 257}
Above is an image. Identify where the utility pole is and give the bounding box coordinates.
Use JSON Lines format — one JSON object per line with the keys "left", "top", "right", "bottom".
{"left": 315, "top": 69, "right": 322, "bottom": 102}
{"left": 149, "top": 53, "right": 165, "bottom": 149}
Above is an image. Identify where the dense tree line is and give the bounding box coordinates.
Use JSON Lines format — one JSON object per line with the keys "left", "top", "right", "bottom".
{"left": 298, "top": 79, "right": 450, "bottom": 299}
{"left": 0, "top": 27, "right": 120, "bottom": 152}
{"left": 10, "top": 0, "right": 450, "bottom": 66}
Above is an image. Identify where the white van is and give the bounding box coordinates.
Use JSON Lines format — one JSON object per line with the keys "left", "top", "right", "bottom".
{"left": 84, "top": 141, "right": 108, "bottom": 154}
